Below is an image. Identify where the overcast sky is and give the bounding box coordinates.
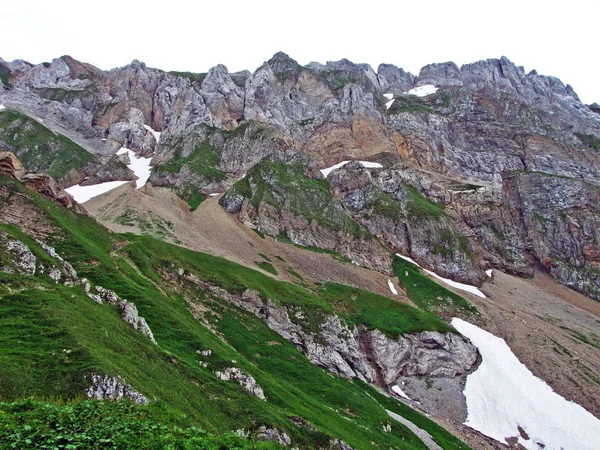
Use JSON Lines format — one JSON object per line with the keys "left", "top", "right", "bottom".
{"left": 3, "top": 0, "right": 599, "bottom": 103}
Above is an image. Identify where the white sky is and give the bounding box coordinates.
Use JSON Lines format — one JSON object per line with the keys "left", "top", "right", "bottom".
{"left": 2, "top": 0, "right": 599, "bottom": 104}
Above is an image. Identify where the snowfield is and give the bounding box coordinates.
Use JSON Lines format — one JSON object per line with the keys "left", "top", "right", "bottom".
{"left": 395, "top": 253, "right": 486, "bottom": 298}
{"left": 320, "top": 161, "right": 383, "bottom": 177}
{"left": 116, "top": 148, "right": 153, "bottom": 189}
{"left": 452, "top": 318, "right": 600, "bottom": 450}
{"left": 65, "top": 180, "right": 129, "bottom": 204}
{"left": 67, "top": 146, "right": 154, "bottom": 203}
{"left": 405, "top": 85, "right": 438, "bottom": 97}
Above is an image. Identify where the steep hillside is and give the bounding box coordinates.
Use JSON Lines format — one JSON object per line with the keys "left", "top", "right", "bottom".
{"left": 0, "top": 169, "right": 481, "bottom": 449}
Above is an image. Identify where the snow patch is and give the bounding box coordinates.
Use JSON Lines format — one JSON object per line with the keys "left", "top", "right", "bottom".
{"left": 395, "top": 254, "right": 485, "bottom": 298}
{"left": 117, "top": 147, "right": 153, "bottom": 189}
{"left": 320, "top": 161, "right": 383, "bottom": 177}
{"left": 452, "top": 318, "right": 600, "bottom": 450}
{"left": 391, "top": 385, "right": 409, "bottom": 399}
{"left": 387, "top": 279, "right": 398, "bottom": 295}
{"left": 66, "top": 181, "right": 128, "bottom": 204}
{"left": 405, "top": 85, "right": 438, "bottom": 97}
{"left": 66, "top": 147, "right": 154, "bottom": 203}
{"left": 383, "top": 93, "right": 395, "bottom": 110}
{"left": 209, "top": 193, "right": 220, "bottom": 197}
{"left": 0, "top": 104, "right": 6, "bottom": 111}
{"left": 143, "top": 124, "right": 161, "bottom": 144}
{"left": 486, "top": 269, "right": 493, "bottom": 278}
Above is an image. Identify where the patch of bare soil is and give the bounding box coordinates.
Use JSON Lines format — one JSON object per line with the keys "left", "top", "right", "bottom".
{"left": 83, "top": 183, "right": 409, "bottom": 304}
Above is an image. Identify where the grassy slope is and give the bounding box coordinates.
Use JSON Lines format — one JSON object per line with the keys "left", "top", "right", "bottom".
{"left": 0, "top": 173, "right": 471, "bottom": 449}
{"left": 0, "top": 109, "right": 96, "bottom": 182}
{"left": 392, "top": 257, "right": 478, "bottom": 315}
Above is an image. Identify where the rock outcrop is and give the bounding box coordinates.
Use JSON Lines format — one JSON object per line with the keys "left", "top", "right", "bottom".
{"left": 214, "top": 367, "right": 266, "bottom": 400}
{"left": 221, "top": 151, "right": 392, "bottom": 274}
{"left": 93, "top": 286, "right": 157, "bottom": 344}
{"left": 86, "top": 374, "right": 148, "bottom": 405}
{"left": 182, "top": 274, "right": 479, "bottom": 387}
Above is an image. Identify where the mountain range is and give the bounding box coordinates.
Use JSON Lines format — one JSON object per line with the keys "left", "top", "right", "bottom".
{"left": 1, "top": 52, "right": 600, "bottom": 450}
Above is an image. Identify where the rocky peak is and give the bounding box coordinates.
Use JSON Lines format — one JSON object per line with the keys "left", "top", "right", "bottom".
{"left": 417, "top": 61, "right": 462, "bottom": 87}
{"left": 377, "top": 63, "right": 416, "bottom": 94}
{"left": 267, "top": 51, "right": 301, "bottom": 81}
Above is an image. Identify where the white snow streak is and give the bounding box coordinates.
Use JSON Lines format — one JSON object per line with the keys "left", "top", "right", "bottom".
{"left": 387, "top": 279, "right": 398, "bottom": 295}
{"left": 0, "top": 104, "right": 6, "bottom": 111}
{"left": 209, "top": 193, "right": 220, "bottom": 197}
{"left": 383, "top": 93, "right": 395, "bottom": 110}
{"left": 65, "top": 180, "right": 128, "bottom": 204}
{"left": 391, "top": 385, "right": 409, "bottom": 399}
{"left": 320, "top": 161, "right": 383, "bottom": 177}
{"left": 405, "top": 85, "right": 438, "bottom": 97}
{"left": 395, "top": 254, "right": 486, "bottom": 298}
{"left": 117, "top": 147, "right": 153, "bottom": 189}
{"left": 486, "top": 269, "right": 493, "bottom": 278}
{"left": 452, "top": 318, "right": 600, "bottom": 450}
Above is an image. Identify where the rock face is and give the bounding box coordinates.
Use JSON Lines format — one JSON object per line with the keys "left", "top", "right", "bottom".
{"left": 329, "top": 161, "right": 482, "bottom": 285}
{"left": 504, "top": 171, "right": 600, "bottom": 299}
{"left": 0, "top": 151, "right": 85, "bottom": 211}
{"left": 220, "top": 151, "right": 393, "bottom": 274}
{"left": 2, "top": 51, "right": 600, "bottom": 299}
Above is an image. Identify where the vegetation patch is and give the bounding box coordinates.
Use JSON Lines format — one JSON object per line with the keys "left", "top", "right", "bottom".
{"left": 228, "top": 159, "right": 371, "bottom": 240}
{"left": 153, "top": 140, "right": 225, "bottom": 183}
{"left": 575, "top": 132, "right": 600, "bottom": 150}
{"left": 287, "top": 268, "right": 304, "bottom": 281}
{"left": 0, "top": 398, "right": 282, "bottom": 449}
{"left": 256, "top": 261, "right": 278, "bottom": 275}
{"left": 321, "top": 283, "right": 454, "bottom": 337}
{"left": 318, "top": 70, "right": 359, "bottom": 91}
{"left": 168, "top": 71, "right": 208, "bottom": 84}
{"left": 405, "top": 185, "right": 446, "bottom": 221}
{"left": 392, "top": 256, "right": 478, "bottom": 315}
{"left": 0, "top": 110, "right": 96, "bottom": 183}
{"left": 0, "top": 63, "right": 10, "bottom": 86}
{"left": 114, "top": 208, "right": 178, "bottom": 242}
{"left": 388, "top": 96, "right": 434, "bottom": 114}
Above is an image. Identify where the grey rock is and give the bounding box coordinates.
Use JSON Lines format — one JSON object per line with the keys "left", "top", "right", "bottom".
{"left": 1, "top": 233, "right": 36, "bottom": 275}
{"left": 255, "top": 426, "right": 291, "bottom": 446}
{"left": 214, "top": 367, "right": 266, "bottom": 400}
{"left": 94, "top": 286, "right": 157, "bottom": 343}
{"left": 86, "top": 373, "right": 148, "bottom": 404}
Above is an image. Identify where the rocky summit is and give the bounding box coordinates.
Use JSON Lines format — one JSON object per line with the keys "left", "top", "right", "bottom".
{"left": 1, "top": 52, "right": 600, "bottom": 450}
